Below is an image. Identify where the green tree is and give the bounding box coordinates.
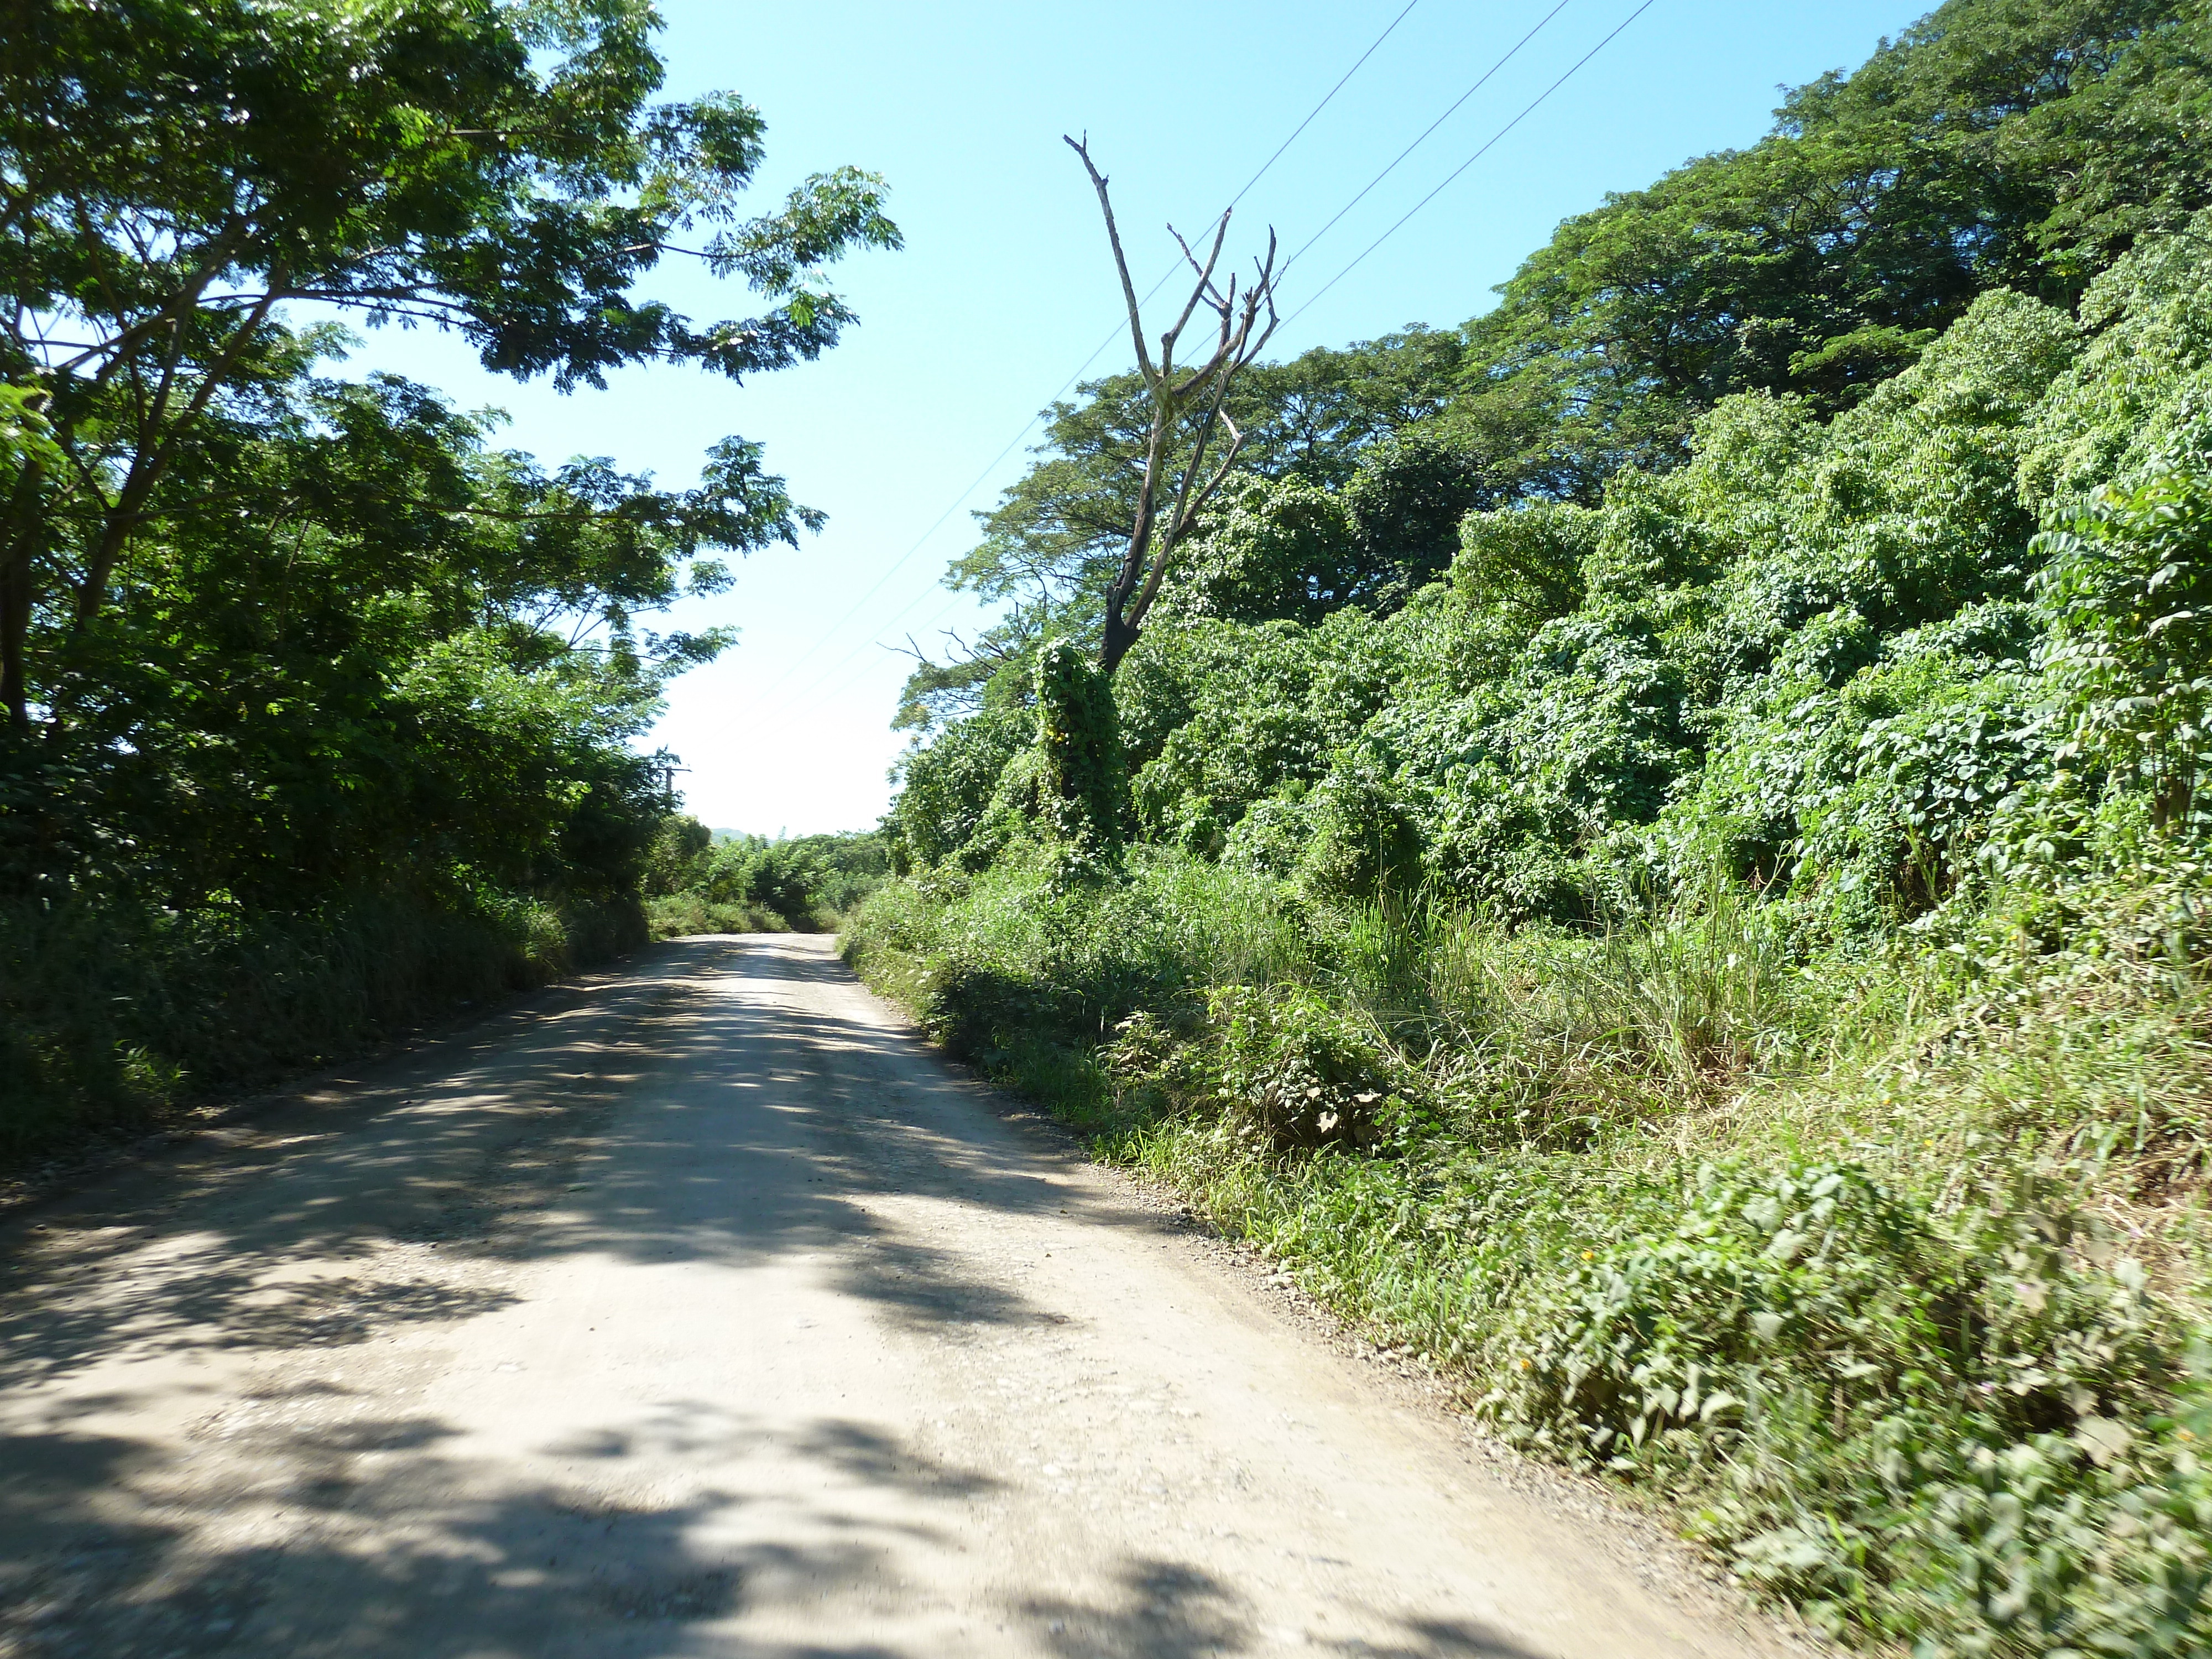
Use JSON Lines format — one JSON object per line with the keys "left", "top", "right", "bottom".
{"left": 1445, "top": 0, "right": 2211, "bottom": 504}
{"left": 642, "top": 815, "right": 714, "bottom": 898}
{"left": 0, "top": 0, "right": 899, "bottom": 732}
{"left": 1159, "top": 431, "right": 1496, "bottom": 627}
{"left": 884, "top": 706, "right": 1030, "bottom": 871}
{"left": 0, "top": 366, "right": 764, "bottom": 907}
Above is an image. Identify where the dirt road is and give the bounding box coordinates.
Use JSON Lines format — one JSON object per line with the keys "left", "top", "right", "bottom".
{"left": 0, "top": 936, "right": 1797, "bottom": 1658}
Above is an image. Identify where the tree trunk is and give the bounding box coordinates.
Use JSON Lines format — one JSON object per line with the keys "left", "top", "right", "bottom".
{"left": 1, "top": 465, "right": 43, "bottom": 733}
{"left": 1099, "top": 606, "right": 1140, "bottom": 676}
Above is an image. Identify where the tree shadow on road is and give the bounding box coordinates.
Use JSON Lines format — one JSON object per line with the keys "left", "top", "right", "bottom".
{"left": 0, "top": 937, "right": 1560, "bottom": 1659}
{"left": 3, "top": 1406, "right": 1547, "bottom": 1658}
{"left": 1018, "top": 1557, "right": 1556, "bottom": 1659}
{"left": 0, "top": 1406, "right": 938, "bottom": 1658}
{"left": 0, "top": 936, "right": 1131, "bottom": 1390}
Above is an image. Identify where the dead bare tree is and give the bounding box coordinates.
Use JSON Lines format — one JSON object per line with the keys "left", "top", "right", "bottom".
{"left": 1064, "top": 135, "right": 1279, "bottom": 675}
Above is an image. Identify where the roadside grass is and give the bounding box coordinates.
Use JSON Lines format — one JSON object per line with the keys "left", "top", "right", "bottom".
{"left": 645, "top": 891, "right": 795, "bottom": 937}
{"left": 0, "top": 889, "right": 644, "bottom": 1158}
{"left": 843, "top": 852, "right": 2212, "bottom": 1656}
{"left": 645, "top": 891, "right": 887, "bottom": 939}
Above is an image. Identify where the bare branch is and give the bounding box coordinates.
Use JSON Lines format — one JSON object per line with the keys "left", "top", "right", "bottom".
{"left": 1160, "top": 213, "right": 1231, "bottom": 367}
{"left": 1063, "top": 144, "right": 1279, "bottom": 675}
{"left": 1063, "top": 135, "right": 1154, "bottom": 382}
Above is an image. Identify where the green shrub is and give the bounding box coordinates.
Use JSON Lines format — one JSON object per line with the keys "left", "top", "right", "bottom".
{"left": 886, "top": 707, "right": 1029, "bottom": 871}
{"left": 643, "top": 815, "right": 715, "bottom": 896}
{"left": 2038, "top": 418, "right": 2212, "bottom": 833}
{"left": 1477, "top": 1152, "right": 2209, "bottom": 1652}
{"left": 846, "top": 840, "right": 2212, "bottom": 1655}
{"left": 644, "top": 891, "right": 790, "bottom": 937}
{"left": 1200, "top": 984, "right": 1420, "bottom": 1155}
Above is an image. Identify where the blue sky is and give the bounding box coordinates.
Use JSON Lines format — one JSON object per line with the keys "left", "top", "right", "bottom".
{"left": 332, "top": 0, "right": 1931, "bottom": 834}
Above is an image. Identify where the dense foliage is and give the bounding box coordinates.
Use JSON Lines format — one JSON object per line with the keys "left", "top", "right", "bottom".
{"left": 644, "top": 817, "right": 889, "bottom": 934}
{"left": 1, "top": 0, "right": 895, "bottom": 1145}
{"left": 855, "top": 2, "right": 2212, "bottom": 1650}
{"left": 1448, "top": 0, "right": 2212, "bottom": 500}
{"left": 891, "top": 328, "right": 1475, "bottom": 730}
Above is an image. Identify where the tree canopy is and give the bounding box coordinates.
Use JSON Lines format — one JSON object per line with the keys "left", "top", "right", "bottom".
{"left": 1, "top": 0, "right": 899, "bottom": 731}
{"left": 1444, "top": 0, "right": 2212, "bottom": 500}
{"left": 2, "top": 0, "right": 899, "bottom": 1123}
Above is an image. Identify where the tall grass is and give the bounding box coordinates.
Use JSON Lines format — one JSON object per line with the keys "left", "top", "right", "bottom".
{"left": 0, "top": 888, "right": 643, "bottom": 1156}
{"left": 844, "top": 852, "right": 2212, "bottom": 1655}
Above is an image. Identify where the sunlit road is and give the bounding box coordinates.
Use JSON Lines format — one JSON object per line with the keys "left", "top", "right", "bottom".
{"left": 0, "top": 936, "right": 1794, "bottom": 1657}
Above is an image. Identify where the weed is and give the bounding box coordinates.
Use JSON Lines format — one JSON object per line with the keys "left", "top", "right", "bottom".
{"left": 845, "top": 852, "right": 2212, "bottom": 1653}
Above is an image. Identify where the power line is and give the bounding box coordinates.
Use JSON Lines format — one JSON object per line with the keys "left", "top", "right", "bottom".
{"left": 809, "top": 6, "right": 1602, "bottom": 707}
{"left": 755, "top": 431, "right": 1041, "bottom": 700}
{"left": 758, "top": 2, "right": 1423, "bottom": 706}
{"left": 1280, "top": 0, "right": 1574, "bottom": 278}
{"left": 1221, "top": 0, "right": 1422, "bottom": 216}
{"left": 837, "top": 5, "right": 1656, "bottom": 713}
{"left": 821, "top": 3, "right": 1661, "bottom": 717}
{"left": 1282, "top": 0, "right": 1660, "bottom": 328}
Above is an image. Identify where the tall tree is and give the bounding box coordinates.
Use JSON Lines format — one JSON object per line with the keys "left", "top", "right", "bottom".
{"left": 1446, "top": 0, "right": 2212, "bottom": 503}
{"left": 0, "top": 0, "right": 901, "bottom": 731}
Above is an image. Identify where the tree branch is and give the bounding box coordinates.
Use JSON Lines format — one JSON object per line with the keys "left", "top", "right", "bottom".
{"left": 1064, "top": 135, "right": 1155, "bottom": 382}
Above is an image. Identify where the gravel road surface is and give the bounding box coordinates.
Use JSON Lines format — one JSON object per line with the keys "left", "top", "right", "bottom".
{"left": 0, "top": 935, "right": 1802, "bottom": 1658}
